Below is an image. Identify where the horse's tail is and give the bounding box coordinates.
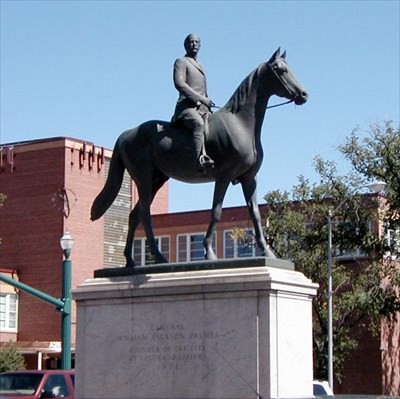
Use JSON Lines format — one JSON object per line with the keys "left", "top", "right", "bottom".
{"left": 90, "top": 139, "right": 125, "bottom": 221}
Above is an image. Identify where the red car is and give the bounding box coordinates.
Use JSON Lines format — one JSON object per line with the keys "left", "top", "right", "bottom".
{"left": 0, "top": 370, "right": 75, "bottom": 399}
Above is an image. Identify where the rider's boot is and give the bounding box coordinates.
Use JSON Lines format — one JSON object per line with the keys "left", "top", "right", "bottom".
{"left": 194, "top": 130, "right": 214, "bottom": 170}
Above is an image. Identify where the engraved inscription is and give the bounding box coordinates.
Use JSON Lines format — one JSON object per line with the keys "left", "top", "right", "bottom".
{"left": 116, "top": 322, "right": 233, "bottom": 370}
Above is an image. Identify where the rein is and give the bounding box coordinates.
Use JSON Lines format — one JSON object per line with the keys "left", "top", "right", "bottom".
{"left": 266, "top": 99, "right": 293, "bottom": 109}
{"left": 211, "top": 99, "right": 293, "bottom": 110}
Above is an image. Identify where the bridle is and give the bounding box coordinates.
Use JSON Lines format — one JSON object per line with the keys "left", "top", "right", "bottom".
{"left": 265, "top": 60, "right": 295, "bottom": 109}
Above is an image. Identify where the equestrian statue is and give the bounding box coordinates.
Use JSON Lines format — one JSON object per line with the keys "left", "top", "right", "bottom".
{"left": 91, "top": 39, "right": 308, "bottom": 267}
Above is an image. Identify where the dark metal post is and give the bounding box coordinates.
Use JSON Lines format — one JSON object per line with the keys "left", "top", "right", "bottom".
{"left": 327, "top": 210, "right": 333, "bottom": 390}
{"left": 60, "top": 230, "right": 74, "bottom": 370}
{"left": 0, "top": 274, "right": 64, "bottom": 309}
{"left": 61, "top": 257, "right": 72, "bottom": 369}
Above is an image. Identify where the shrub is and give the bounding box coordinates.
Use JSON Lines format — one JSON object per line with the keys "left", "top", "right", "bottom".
{"left": 0, "top": 342, "right": 26, "bottom": 372}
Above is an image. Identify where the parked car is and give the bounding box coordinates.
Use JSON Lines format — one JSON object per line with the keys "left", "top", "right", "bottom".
{"left": 313, "top": 380, "right": 335, "bottom": 398}
{"left": 0, "top": 370, "right": 75, "bottom": 399}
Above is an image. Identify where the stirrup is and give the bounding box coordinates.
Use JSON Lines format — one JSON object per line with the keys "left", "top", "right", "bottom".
{"left": 198, "top": 154, "right": 215, "bottom": 169}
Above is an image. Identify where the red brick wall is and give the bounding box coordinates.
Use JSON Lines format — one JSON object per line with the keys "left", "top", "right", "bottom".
{"left": 335, "top": 328, "right": 382, "bottom": 395}
{"left": 62, "top": 142, "right": 108, "bottom": 340}
{"left": 381, "top": 307, "right": 400, "bottom": 395}
{"left": 1, "top": 142, "right": 66, "bottom": 341}
{"left": 0, "top": 137, "right": 169, "bottom": 350}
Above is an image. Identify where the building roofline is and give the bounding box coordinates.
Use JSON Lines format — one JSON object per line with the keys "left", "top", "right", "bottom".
{"left": 146, "top": 203, "right": 270, "bottom": 229}
{"left": 0, "top": 136, "right": 111, "bottom": 151}
{"left": 1, "top": 136, "right": 76, "bottom": 147}
{"left": 154, "top": 203, "right": 269, "bottom": 218}
{"left": 0, "top": 136, "right": 112, "bottom": 157}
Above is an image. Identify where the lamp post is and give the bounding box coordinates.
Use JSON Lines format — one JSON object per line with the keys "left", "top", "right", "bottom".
{"left": 0, "top": 231, "right": 75, "bottom": 370}
{"left": 60, "top": 230, "right": 74, "bottom": 370}
{"left": 327, "top": 181, "right": 386, "bottom": 390}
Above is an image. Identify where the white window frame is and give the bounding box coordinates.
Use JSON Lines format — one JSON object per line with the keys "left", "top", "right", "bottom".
{"left": 334, "top": 220, "right": 372, "bottom": 259}
{"left": 223, "top": 229, "right": 263, "bottom": 259}
{"left": 0, "top": 293, "right": 18, "bottom": 332}
{"left": 132, "top": 236, "right": 170, "bottom": 265}
{"left": 176, "top": 232, "right": 216, "bottom": 262}
{"left": 385, "top": 228, "right": 400, "bottom": 260}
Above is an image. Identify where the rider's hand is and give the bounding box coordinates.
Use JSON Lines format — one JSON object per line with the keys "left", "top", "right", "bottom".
{"left": 207, "top": 99, "right": 215, "bottom": 109}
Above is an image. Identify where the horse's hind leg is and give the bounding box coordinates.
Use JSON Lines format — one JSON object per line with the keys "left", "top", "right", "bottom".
{"left": 136, "top": 172, "right": 169, "bottom": 265}
{"left": 123, "top": 172, "right": 169, "bottom": 267}
{"left": 124, "top": 203, "right": 140, "bottom": 267}
{"left": 241, "top": 177, "right": 276, "bottom": 258}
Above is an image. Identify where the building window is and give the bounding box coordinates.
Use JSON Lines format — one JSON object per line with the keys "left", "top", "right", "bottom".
{"left": 334, "top": 221, "right": 371, "bottom": 259}
{"left": 224, "top": 229, "right": 263, "bottom": 259}
{"left": 334, "top": 246, "right": 367, "bottom": 259}
{"left": 177, "top": 233, "right": 216, "bottom": 262}
{"left": 385, "top": 227, "right": 400, "bottom": 260}
{"left": 133, "top": 236, "right": 170, "bottom": 265}
{"left": 0, "top": 293, "right": 18, "bottom": 332}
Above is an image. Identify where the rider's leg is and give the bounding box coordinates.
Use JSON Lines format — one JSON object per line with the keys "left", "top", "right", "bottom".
{"left": 191, "top": 115, "right": 214, "bottom": 169}
{"left": 180, "top": 110, "right": 214, "bottom": 169}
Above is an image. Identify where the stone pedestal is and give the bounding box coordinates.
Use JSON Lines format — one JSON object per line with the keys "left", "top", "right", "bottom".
{"left": 73, "top": 258, "right": 318, "bottom": 399}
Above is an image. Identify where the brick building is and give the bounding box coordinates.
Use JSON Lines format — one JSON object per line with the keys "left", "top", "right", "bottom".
{"left": 0, "top": 137, "right": 168, "bottom": 369}
{"left": 131, "top": 206, "right": 265, "bottom": 265}
{"left": 0, "top": 137, "right": 398, "bottom": 395}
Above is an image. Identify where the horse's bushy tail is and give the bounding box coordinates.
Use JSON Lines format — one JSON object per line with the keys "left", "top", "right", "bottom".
{"left": 90, "top": 140, "right": 125, "bottom": 221}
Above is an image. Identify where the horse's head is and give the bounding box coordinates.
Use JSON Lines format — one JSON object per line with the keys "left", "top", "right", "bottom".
{"left": 267, "top": 48, "right": 308, "bottom": 106}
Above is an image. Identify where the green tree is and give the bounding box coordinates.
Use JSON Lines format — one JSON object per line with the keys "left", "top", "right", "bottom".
{"left": 340, "top": 120, "right": 400, "bottom": 254}
{"left": 263, "top": 123, "right": 400, "bottom": 382}
{"left": 339, "top": 121, "right": 399, "bottom": 215}
{"left": 0, "top": 342, "right": 26, "bottom": 372}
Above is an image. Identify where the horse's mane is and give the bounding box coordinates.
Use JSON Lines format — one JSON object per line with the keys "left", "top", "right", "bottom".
{"left": 222, "top": 64, "right": 263, "bottom": 114}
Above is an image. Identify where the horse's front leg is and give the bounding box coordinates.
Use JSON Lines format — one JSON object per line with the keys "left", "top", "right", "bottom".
{"left": 241, "top": 176, "right": 276, "bottom": 258}
{"left": 204, "top": 179, "right": 231, "bottom": 260}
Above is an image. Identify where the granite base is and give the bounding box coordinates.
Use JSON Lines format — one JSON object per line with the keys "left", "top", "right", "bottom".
{"left": 73, "top": 258, "right": 317, "bottom": 399}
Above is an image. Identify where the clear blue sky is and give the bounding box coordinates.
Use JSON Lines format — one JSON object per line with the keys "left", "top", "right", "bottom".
{"left": 1, "top": 1, "right": 399, "bottom": 213}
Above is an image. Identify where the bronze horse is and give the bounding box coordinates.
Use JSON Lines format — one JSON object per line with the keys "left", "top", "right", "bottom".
{"left": 91, "top": 48, "right": 308, "bottom": 267}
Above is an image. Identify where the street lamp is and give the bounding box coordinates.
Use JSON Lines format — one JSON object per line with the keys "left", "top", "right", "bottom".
{"left": 60, "top": 230, "right": 74, "bottom": 370}
{"left": 327, "top": 181, "right": 386, "bottom": 390}
{"left": 0, "top": 231, "right": 75, "bottom": 370}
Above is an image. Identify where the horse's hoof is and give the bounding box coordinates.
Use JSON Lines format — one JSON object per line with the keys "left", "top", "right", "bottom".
{"left": 262, "top": 248, "right": 277, "bottom": 259}
{"left": 205, "top": 251, "right": 218, "bottom": 261}
{"left": 155, "top": 255, "right": 168, "bottom": 264}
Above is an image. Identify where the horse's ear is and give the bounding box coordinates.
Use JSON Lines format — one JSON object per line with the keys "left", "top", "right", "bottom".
{"left": 281, "top": 50, "right": 286, "bottom": 59}
{"left": 268, "top": 47, "right": 280, "bottom": 63}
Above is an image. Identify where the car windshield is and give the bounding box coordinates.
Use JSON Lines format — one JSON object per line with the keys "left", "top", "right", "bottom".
{"left": 0, "top": 373, "right": 43, "bottom": 395}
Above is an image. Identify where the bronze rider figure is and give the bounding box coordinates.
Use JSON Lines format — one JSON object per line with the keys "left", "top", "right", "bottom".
{"left": 171, "top": 33, "right": 215, "bottom": 170}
